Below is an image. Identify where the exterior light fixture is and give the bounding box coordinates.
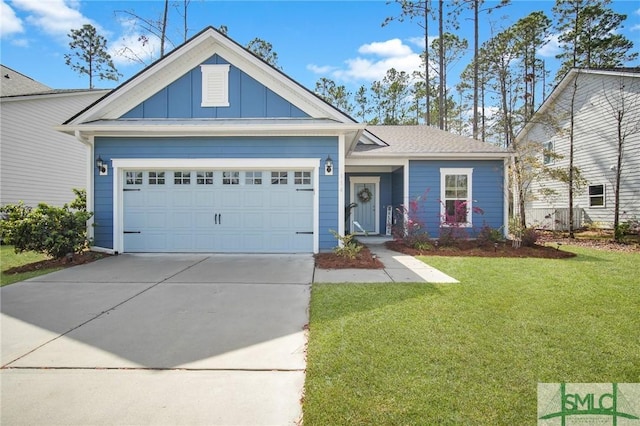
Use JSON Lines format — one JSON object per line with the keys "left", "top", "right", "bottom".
{"left": 325, "top": 155, "right": 334, "bottom": 175}
{"left": 96, "top": 156, "right": 108, "bottom": 175}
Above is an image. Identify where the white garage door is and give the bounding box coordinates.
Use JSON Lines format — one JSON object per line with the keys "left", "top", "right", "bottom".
{"left": 122, "top": 169, "right": 314, "bottom": 253}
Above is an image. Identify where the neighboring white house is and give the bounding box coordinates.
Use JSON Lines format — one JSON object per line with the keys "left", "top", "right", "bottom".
{"left": 1, "top": 65, "right": 109, "bottom": 207}
{"left": 516, "top": 68, "right": 640, "bottom": 230}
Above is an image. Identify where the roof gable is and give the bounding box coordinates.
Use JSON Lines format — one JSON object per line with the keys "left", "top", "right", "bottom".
{"left": 121, "top": 53, "right": 308, "bottom": 119}
{"left": 64, "top": 27, "right": 354, "bottom": 125}
{"left": 516, "top": 68, "right": 640, "bottom": 143}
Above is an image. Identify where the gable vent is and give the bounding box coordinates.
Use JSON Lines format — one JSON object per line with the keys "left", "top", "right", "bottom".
{"left": 201, "top": 64, "right": 230, "bottom": 107}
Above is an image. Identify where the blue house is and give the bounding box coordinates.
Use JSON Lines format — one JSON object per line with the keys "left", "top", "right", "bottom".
{"left": 58, "top": 27, "right": 511, "bottom": 254}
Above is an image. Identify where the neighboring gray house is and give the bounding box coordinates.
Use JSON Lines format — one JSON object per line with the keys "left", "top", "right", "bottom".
{"left": 1, "top": 65, "right": 109, "bottom": 206}
{"left": 517, "top": 68, "right": 640, "bottom": 230}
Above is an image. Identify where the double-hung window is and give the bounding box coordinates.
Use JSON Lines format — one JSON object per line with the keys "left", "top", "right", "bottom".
{"left": 440, "top": 168, "right": 473, "bottom": 227}
{"left": 588, "top": 184, "right": 605, "bottom": 207}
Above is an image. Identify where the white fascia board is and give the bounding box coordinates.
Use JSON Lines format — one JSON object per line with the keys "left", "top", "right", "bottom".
{"left": 346, "top": 157, "right": 408, "bottom": 167}
{"left": 56, "top": 122, "right": 365, "bottom": 138}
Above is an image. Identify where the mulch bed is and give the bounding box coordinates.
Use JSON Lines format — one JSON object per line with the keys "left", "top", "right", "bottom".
{"left": 4, "top": 251, "right": 109, "bottom": 275}
{"left": 314, "top": 245, "right": 385, "bottom": 269}
{"left": 385, "top": 240, "right": 577, "bottom": 259}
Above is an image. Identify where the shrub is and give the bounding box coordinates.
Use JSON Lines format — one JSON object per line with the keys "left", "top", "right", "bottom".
{"left": 330, "top": 230, "right": 362, "bottom": 259}
{"left": 0, "top": 189, "right": 93, "bottom": 259}
{"left": 476, "top": 224, "right": 505, "bottom": 247}
{"left": 520, "top": 228, "right": 539, "bottom": 247}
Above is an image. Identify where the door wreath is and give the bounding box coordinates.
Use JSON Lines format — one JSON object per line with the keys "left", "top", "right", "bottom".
{"left": 357, "top": 187, "right": 372, "bottom": 203}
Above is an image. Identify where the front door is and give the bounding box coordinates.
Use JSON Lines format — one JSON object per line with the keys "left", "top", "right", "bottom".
{"left": 350, "top": 177, "right": 379, "bottom": 234}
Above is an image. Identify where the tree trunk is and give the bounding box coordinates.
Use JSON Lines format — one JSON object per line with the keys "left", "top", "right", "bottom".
{"left": 568, "top": 75, "right": 578, "bottom": 239}
{"left": 473, "top": 0, "right": 479, "bottom": 139}
{"left": 424, "top": 2, "right": 431, "bottom": 126}
{"left": 160, "top": 0, "right": 169, "bottom": 57}
{"left": 438, "top": 0, "right": 444, "bottom": 130}
{"left": 614, "top": 110, "right": 623, "bottom": 240}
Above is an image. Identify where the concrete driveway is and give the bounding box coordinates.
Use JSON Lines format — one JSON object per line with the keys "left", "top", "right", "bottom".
{"left": 1, "top": 253, "right": 313, "bottom": 425}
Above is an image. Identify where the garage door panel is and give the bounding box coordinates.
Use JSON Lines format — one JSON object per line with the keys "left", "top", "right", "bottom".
{"left": 171, "top": 192, "right": 192, "bottom": 206}
{"left": 123, "top": 169, "right": 315, "bottom": 253}
{"left": 242, "top": 212, "right": 265, "bottom": 229}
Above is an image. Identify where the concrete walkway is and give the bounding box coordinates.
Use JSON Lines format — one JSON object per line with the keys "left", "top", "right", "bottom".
{"left": 313, "top": 237, "right": 459, "bottom": 284}
{"left": 1, "top": 254, "right": 312, "bottom": 426}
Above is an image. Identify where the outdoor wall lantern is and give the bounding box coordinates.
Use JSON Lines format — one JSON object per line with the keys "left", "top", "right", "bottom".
{"left": 325, "top": 155, "right": 334, "bottom": 176}
{"left": 96, "top": 156, "right": 108, "bottom": 176}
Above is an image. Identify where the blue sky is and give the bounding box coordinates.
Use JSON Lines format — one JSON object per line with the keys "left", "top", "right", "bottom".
{"left": 1, "top": 0, "right": 639, "bottom": 94}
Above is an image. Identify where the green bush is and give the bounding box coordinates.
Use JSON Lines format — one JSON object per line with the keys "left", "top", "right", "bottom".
{"left": 0, "top": 189, "right": 93, "bottom": 259}
{"left": 330, "top": 230, "right": 362, "bottom": 259}
{"left": 521, "top": 227, "right": 539, "bottom": 247}
{"left": 476, "top": 224, "right": 505, "bottom": 247}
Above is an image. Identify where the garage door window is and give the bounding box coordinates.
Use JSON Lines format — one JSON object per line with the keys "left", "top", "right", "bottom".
{"left": 295, "top": 171, "right": 311, "bottom": 185}
{"left": 126, "top": 171, "right": 143, "bottom": 185}
{"left": 149, "top": 171, "right": 165, "bottom": 185}
{"left": 223, "top": 171, "right": 240, "bottom": 185}
{"left": 174, "top": 171, "right": 191, "bottom": 185}
{"left": 246, "top": 171, "right": 262, "bottom": 185}
{"left": 197, "top": 171, "right": 214, "bottom": 185}
{"left": 272, "top": 171, "right": 288, "bottom": 185}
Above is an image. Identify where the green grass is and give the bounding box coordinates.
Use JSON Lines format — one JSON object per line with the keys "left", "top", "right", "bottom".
{"left": 1, "top": 245, "right": 61, "bottom": 286}
{"left": 304, "top": 246, "right": 640, "bottom": 424}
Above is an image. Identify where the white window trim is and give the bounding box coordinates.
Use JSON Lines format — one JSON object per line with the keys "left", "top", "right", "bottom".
{"left": 440, "top": 168, "right": 473, "bottom": 228}
{"left": 543, "top": 141, "right": 554, "bottom": 165}
{"left": 588, "top": 184, "right": 606, "bottom": 208}
{"left": 111, "top": 158, "right": 320, "bottom": 254}
{"left": 201, "top": 64, "right": 230, "bottom": 107}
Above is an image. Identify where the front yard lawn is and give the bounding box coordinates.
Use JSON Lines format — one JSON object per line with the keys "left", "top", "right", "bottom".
{"left": 304, "top": 246, "right": 640, "bottom": 424}
{"left": 0, "top": 245, "right": 62, "bottom": 286}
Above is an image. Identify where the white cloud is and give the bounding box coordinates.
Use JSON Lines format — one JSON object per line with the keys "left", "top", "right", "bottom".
{"left": 406, "top": 35, "right": 438, "bottom": 50}
{"left": 110, "top": 31, "right": 162, "bottom": 67}
{"left": 306, "top": 64, "right": 338, "bottom": 74}
{"left": 0, "top": 1, "right": 24, "bottom": 37}
{"left": 10, "top": 0, "right": 100, "bottom": 41}
{"left": 537, "top": 33, "right": 561, "bottom": 58}
{"left": 358, "top": 38, "right": 413, "bottom": 57}
{"left": 631, "top": 24, "right": 640, "bottom": 32}
{"left": 308, "top": 38, "right": 423, "bottom": 83}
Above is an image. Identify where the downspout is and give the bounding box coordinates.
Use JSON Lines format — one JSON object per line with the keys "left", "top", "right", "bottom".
{"left": 74, "top": 131, "right": 95, "bottom": 242}
{"left": 504, "top": 155, "right": 511, "bottom": 239}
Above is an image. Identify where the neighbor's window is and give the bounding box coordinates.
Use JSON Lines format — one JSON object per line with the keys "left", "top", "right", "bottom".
{"left": 245, "top": 171, "right": 262, "bottom": 185}
{"left": 149, "top": 171, "right": 165, "bottom": 185}
{"left": 440, "top": 168, "right": 473, "bottom": 226}
{"left": 197, "top": 171, "right": 214, "bottom": 185}
{"left": 174, "top": 171, "right": 191, "bottom": 185}
{"left": 222, "top": 171, "right": 240, "bottom": 185}
{"left": 200, "top": 64, "right": 230, "bottom": 107}
{"left": 543, "top": 141, "right": 554, "bottom": 165}
{"left": 588, "top": 184, "right": 605, "bottom": 207}
{"left": 126, "top": 171, "right": 143, "bottom": 185}
{"left": 271, "top": 171, "right": 288, "bottom": 185}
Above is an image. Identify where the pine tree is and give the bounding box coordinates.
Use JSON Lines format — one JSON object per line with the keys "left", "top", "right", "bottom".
{"left": 64, "top": 24, "right": 120, "bottom": 89}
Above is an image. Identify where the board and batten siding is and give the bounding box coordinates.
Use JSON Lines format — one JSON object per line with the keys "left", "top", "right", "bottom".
{"left": 409, "top": 160, "right": 505, "bottom": 237}
{"left": 1, "top": 91, "right": 108, "bottom": 207}
{"left": 93, "top": 136, "right": 338, "bottom": 251}
{"left": 122, "top": 54, "right": 308, "bottom": 119}
{"left": 526, "top": 72, "right": 640, "bottom": 228}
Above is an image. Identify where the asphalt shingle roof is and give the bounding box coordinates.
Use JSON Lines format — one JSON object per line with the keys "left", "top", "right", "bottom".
{"left": 357, "top": 125, "right": 511, "bottom": 157}
{"left": 1, "top": 65, "right": 51, "bottom": 97}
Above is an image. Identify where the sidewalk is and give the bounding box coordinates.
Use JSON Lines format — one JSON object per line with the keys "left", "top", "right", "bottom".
{"left": 313, "top": 237, "right": 459, "bottom": 284}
